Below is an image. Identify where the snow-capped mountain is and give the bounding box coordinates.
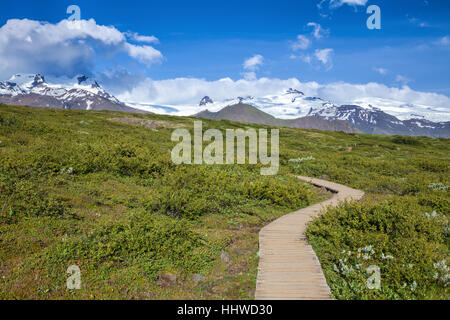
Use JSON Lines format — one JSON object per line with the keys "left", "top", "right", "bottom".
{"left": 348, "top": 97, "right": 450, "bottom": 123}
{"left": 1, "top": 75, "right": 448, "bottom": 137}
{"left": 306, "top": 103, "right": 449, "bottom": 137}
{"left": 0, "top": 74, "right": 144, "bottom": 113}
{"left": 192, "top": 89, "right": 450, "bottom": 138}
{"left": 124, "top": 87, "right": 449, "bottom": 137}
{"left": 187, "top": 88, "right": 332, "bottom": 120}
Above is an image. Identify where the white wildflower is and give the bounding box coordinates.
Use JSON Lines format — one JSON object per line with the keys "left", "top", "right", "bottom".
{"left": 60, "top": 167, "right": 74, "bottom": 175}
{"left": 358, "top": 245, "right": 375, "bottom": 260}
{"left": 289, "top": 156, "right": 315, "bottom": 164}
{"left": 381, "top": 253, "right": 394, "bottom": 260}
{"left": 433, "top": 259, "right": 450, "bottom": 284}
{"left": 428, "top": 183, "right": 448, "bottom": 191}
{"left": 424, "top": 211, "right": 441, "bottom": 219}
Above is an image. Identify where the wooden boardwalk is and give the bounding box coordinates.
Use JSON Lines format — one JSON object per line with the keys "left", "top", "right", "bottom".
{"left": 255, "top": 176, "right": 365, "bottom": 300}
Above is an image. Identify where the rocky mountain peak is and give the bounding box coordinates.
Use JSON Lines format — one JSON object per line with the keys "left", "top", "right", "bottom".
{"left": 286, "top": 88, "right": 304, "bottom": 95}
{"left": 91, "top": 81, "right": 101, "bottom": 89}
{"left": 199, "top": 96, "right": 214, "bottom": 106}
{"left": 32, "top": 74, "right": 45, "bottom": 86}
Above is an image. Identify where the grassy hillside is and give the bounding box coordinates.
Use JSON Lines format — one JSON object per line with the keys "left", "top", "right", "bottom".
{"left": 0, "top": 105, "right": 320, "bottom": 299}
{"left": 0, "top": 104, "right": 449, "bottom": 300}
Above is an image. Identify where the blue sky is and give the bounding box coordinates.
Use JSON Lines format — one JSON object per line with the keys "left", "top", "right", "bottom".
{"left": 0, "top": 0, "right": 449, "bottom": 103}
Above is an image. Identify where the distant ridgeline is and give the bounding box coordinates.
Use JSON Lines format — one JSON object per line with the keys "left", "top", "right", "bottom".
{"left": 0, "top": 75, "right": 449, "bottom": 138}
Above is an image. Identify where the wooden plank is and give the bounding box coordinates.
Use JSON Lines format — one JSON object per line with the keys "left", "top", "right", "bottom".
{"left": 254, "top": 176, "right": 364, "bottom": 300}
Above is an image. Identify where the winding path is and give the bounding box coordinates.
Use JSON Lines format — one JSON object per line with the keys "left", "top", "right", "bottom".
{"left": 255, "top": 176, "right": 365, "bottom": 300}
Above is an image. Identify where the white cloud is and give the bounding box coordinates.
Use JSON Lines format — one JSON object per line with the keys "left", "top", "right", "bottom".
{"left": 124, "top": 43, "right": 163, "bottom": 65}
{"left": 329, "top": 0, "right": 368, "bottom": 8}
{"left": 242, "top": 72, "right": 257, "bottom": 81}
{"left": 439, "top": 36, "right": 450, "bottom": 46}
{"left": 314, "top": 48, "right": 334, "bottom": 69}
{"left": 373, "top": 67, "right": 388, "bottom": 75}
{"left": 307, "top": 22, "right": 329, "bottom": 39}
{"left": 0, "top": 18, "right": 162, "bottom": 78}
{"left": 407, "top": 15, "right": 430, "bottom": 28}
{"left": 289, "top": 54, "right": 312, "bottom": 64}
{"left": 302, "top": 55, "right": 312, "bottom": 64}
{"left": 395, "top": 75, "right": 412, "bottom": 85}
{"left": 125, "top": 32, "right": 159, "bottom": 44}
{"left": 291, "top": 35, "right": 311, "bottom": 51}
{"left": 314, "top": 81, "right": 450, "bottom": 113}
{"left": 114, "top": 76, "right": 450, "bottom": 118}
{"left": 243, "top": 54, "right": 264, "bottom": 70}
{"left": 318, "top": 0, "right": 367, "bottom": 16}
{"left": 317, "top": 0, "right": 327, "bottom": 10}
{"left": 118, "top": 77, "right": 302, "bottom": 106}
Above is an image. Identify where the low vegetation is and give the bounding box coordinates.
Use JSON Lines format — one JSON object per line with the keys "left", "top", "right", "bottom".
{"left": 0, "top": 105, "right": 448, "bottom": 300}
{"left": 0, "top": 105, "right": 318, "bottom": 299}
{"left": 293, "top": 132, "right": 449, "bottom": 300}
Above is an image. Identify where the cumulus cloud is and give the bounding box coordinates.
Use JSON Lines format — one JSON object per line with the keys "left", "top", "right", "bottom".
{"left": 125, "top": 32, "right": 159, "bottom": 44}
{"left": 329, "top": 0, "right": 368, "bottom": 8}
{"left": 0, "top": 18, "right": 162, "bottom": 79}
{"left": 318, "top": 0, "right": 367, "bottom": 17}
{"left": 117, "top": 77, "right": 302, "bottom": 106}
{"left": 307, "top": 22, "right": 329, "bottom": 39}
{"left": 291, "top": 35, "right": 311, "bottom": 51}
{"left": 242, "top": 71, "right": 257, "bottom": 81}
{"left": 243, "top": 54, "right": 264, "bottom": 70}
{"left": 124, "top": 43, "right": 163, "bottom": 65}
{"left": 242, "top": 55, "right": 264, "bottom": 80}
{"left": 114, "top": 76, "right": 450, "bottom": 117}
{"left": 314, "top": 48, "right": 334, "bottom": 69}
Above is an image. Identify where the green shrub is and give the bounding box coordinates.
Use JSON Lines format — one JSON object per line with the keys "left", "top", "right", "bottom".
{"left": 147, "top": 166, "right": 313, "bottom": 219}
{"left": 0, "top": 179, "right": 70, "bottom": 223}
{"left": 307, "top": 198, "right": 449, "bottom": 299}
{"left": 44, "top": 213, "right": 218, "bottom": 279}
{"left": 244, "top": 177, "right": 312, "bottom": 208}
{"left": 1, "top": 105, "right": 449, "bottom": 299}
{"left": 392, "top": 136, "right": 422, "bottom": 146}
{"left": 0, "top": 113, "right": 18, "bottom": 126}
